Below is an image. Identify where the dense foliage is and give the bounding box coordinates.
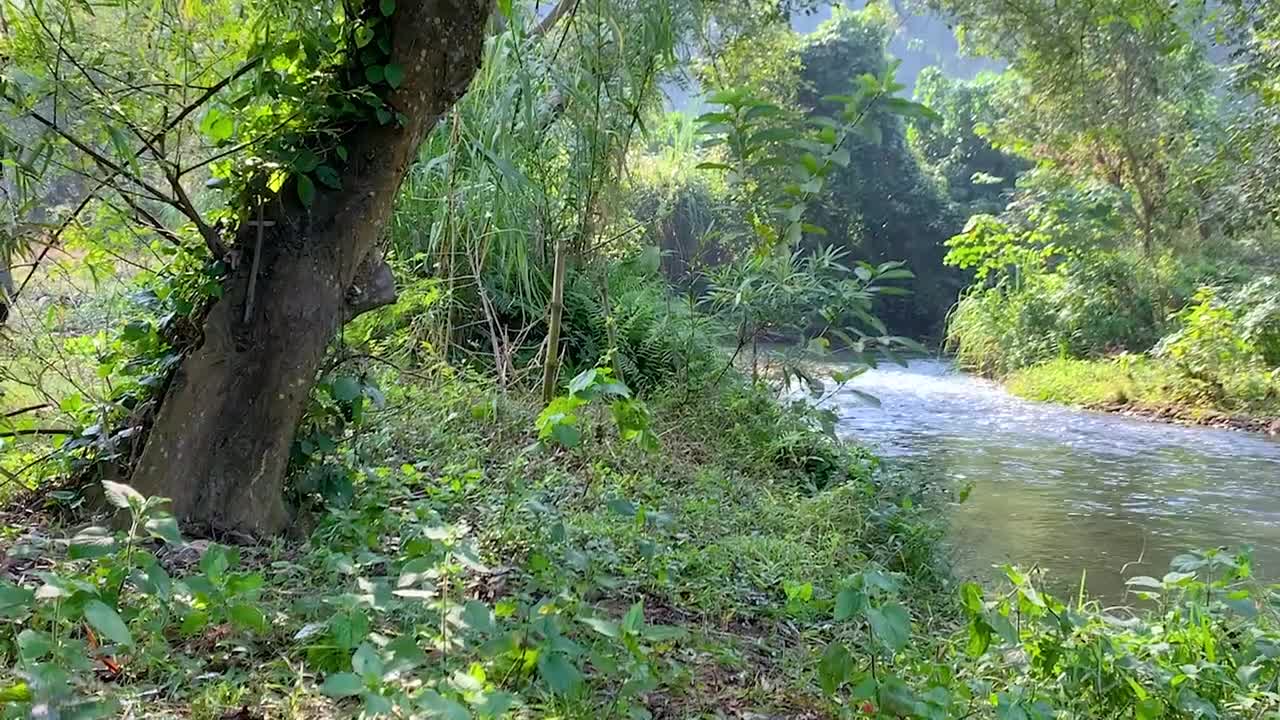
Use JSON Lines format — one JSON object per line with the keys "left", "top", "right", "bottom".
{"left": 3, "top": 0, "right": 1280, "bottom": 717}
{"left": 930, "top": 0, "right": 1280, "bottom": 420}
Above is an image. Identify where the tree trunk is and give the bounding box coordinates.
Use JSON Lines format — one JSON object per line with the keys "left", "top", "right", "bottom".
{"left": 129, "top": 0, "right": 490, "bottom": 535}
{"left": 0, "top": 256, "right": 12, "bottom": 325}
{"left": 541, "top": 236, "right": 567, "bottom": 403}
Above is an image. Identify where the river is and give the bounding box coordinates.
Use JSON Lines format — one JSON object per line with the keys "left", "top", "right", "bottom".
{"left": 827, "top": 359, "right": 1280, "bottom": 601}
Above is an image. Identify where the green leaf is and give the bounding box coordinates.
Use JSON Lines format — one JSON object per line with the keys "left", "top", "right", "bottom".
{"left": 749, "top": 128, "right": 798, "bottom": 146}
{"left": 818, "top": 642, "right": 853, "bottom": 695}
{"left": 332, "top": 376, "right": 362, "bottom": 403}
{"left": 861, "top": 568, "right": 900, "bottom": 595}
{"left": 0, "top": 582, "right": 34, "bottom": 616}
{"left": 384, "top": 635, "right": 427, "bottom": 674}
{"left": 69, "top": 527, "right": 119, "bottom": 559}
{"left": 0, "top": 683, "right": 31, "bottom": 703}
{"left": 959, "top": 581, "right": 984, "bottom": 613}
{"left": 865, "top": 603, "right": 910, "bottom": 654}
{"left": 383, "top": 64, "right": 404, "bottom": 89}
{"left": 320, "top": 672, "right": 365, "bottom": 697}
{"left": 352, "top": 642, "right": 384, "bottom": 679}
{"left": 145, "top": 514, "right": 183, "bottom": 545}
{"left": 229, "top": 603, "right": 268, "bottom": 633}
{"left": 200, "top": 107, "right": 234, "bottom": 143}
{"left": 314, "top": 164, "right": 342, "bottom": 190}
{"left": 966, "top": 616, "right": 992, "bottom": 657}
{"left": 363, "top": 692, "right": 394, "bottom": 717}
{"left": 835, "top": 588, "right": 865, "bottom": 620}
{"left": 461, "top": 600, "right": 495, "bottom": 635}
{"left": 102, "top": 480, "right": 144, "bottom": 510}
{"left": 622, "top": 601, "right": 645, "bottom": 634}
{"left": 474, "top": 690, "right": 514, "bottom": 718}
{"left": 641, "top": 624, "right": 687, "bottom": 642}
{"left": 296, "top": 174, "right": 316, "bottom": 206}
{"left": 878, "top": 676, "right": 923, "bottom": 717}
{"left": 199, "top": 544, "right": 235, "bottom": 581}
{"left": 537, "top": 652, "right": 582, "bottom": 695}
{"left": 292, "top": 149, "right": 320, "bottom": 173}
{"left": 107, "top": 126, "right": 135, "bottom": 171}
{"left": 365, "top": 65, "right": 385, "bottom": 84}
{"left": 419, "top": 691, "right": 470, "bottom": 720}
{"left": 579, "top": 616, "right": 620, "bottom": 638}
{"left": 380, "top": 0, "right": 396, "bottom": 15}
{"left": 549, "top": 422, "right": 580, "bottom": 448}
{"left": 1136, "top": 698, "right": 1164, "bottom": 720}
{"left": 1125, "top": 576, "right": 1163, "bottom": 590}
{"left": 331, "top": 609, "right": 370, "bottom": 649}
{"left": 16, "top": 629, "right": 51, "bottom": 660}
{"left": 83, "top": 599, "right": 133, "bottom": 647}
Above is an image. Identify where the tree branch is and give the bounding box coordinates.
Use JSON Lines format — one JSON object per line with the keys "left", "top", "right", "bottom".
{"left": 11, "top": 56, "right": 262, "bottom": 298}
{"left": 0, "top": 428, "right": 74, "bottom": 438}
{"left": 112, "top": 191, "right": 185, "bottom": 247}
{"left": 17, "top": 106, "right": 176, "bottom": 205}
{"left": 3, "top": 403, "right": 50, "bottom": 418}
{"left": 532, "top": 0, "right": 579, "bottom": 37}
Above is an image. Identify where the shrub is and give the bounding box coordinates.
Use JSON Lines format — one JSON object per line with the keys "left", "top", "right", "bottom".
{"left": 1155, "top": 286, "right": 1255, "bottom": 386}
{"left": 1152, "top": 284, "right": 1280, "bottom": 406}
{"left": 947, "top": 244, "right": 1184, "bottom": 376}
{"left": 1233, "top": 275, "right": 1280, "bottom": 367}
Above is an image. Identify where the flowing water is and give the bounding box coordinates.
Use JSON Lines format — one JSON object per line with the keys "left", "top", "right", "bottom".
{"left": 827, "top": 359, "right": 1280, "bottom": 601}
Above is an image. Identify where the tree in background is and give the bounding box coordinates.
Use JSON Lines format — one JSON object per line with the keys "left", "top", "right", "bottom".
{"left": 908, "top": 67, "right": 1029, "bottom": 216}
{"left": 796, "top": 6, "right": 963, "bottom": 337}
{"left": 928, "top": 0, "right": 1220, "bottom": 254}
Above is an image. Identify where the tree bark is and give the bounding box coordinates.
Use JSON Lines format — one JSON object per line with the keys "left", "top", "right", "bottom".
{"left": 129, "top": 0, "right": 490, "bottom": 535}
{"left": 0, "top": 255, "right": 12, "bottom": 325}
{"left": 540, "top": 235, "right": 567, "bottom": 403}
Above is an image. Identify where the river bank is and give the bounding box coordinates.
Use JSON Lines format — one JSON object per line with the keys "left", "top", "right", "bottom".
{"left": 6, "top": 362, "right": 1280, "bottom": 717}
{"left": 1003, "top": 357, "right": 1280, "bottom": 435}
{"left": 833, "top": 359, "right": 1280, "bottom": 598}
{"left": 0, "top": 369, "right": 953, "bottom": 718}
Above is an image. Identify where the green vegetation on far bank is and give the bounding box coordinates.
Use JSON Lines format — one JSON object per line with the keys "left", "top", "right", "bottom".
{"left": 1006, "top": 357, "right": 1280, "bottom": 429}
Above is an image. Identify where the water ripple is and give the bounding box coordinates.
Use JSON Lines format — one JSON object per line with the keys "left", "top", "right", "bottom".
{"left": 828, "top": 359, "right": 1280, "bottom": 601}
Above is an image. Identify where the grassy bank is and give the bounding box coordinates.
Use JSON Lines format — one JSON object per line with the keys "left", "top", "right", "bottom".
{"left": 1006, "top": 357, "right": 1280, "bottom": 432}
{"left": 0, "top": 367, "right": 951, "bottom": 718}
{"left": 6, "top": 364, "right": 1280, "bottom": 718}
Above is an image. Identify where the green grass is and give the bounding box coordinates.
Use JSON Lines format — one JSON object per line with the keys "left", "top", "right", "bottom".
{"left": 1006, "top": 356, "right": 1280, "bottom": 420}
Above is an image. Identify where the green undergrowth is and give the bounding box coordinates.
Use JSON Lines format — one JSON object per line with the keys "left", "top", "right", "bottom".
{"left": 1006, "top": 356, "right": 1280, "bottom": 421}
{"left": 6, "top": 365, "right": 1280, "bottom": 719}
{"left": 0, "top": 367, "right": 951, "bottom": 719}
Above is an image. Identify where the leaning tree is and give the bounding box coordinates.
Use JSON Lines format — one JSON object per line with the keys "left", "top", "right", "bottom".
{"left": 2, "top": 0, "right": 491, "bottom": 533}
{"left": 0, "top": 0, "right": 833, "bottom": 533}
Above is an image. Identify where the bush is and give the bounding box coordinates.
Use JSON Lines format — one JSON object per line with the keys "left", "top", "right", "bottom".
{"left": 1234, "top": 275, "right": 1280, "bottom": 366}
{"left": 1153, "top": 284, "right": 1280, "bottom": 406}
{"left": 560, "top": 261, "right": 715, "bottom": 393}
{"left": 1155, "top": 286, "right": 1255, "bottom": 384}
{"left": 947, "top": 245, "right": 1186, "bottom": 376}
